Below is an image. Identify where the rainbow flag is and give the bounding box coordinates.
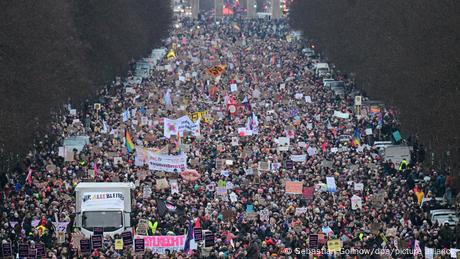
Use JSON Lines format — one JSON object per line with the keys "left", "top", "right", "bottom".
{"left": 125, "top": 130, "right": 135, "bottom": 153}
{"left": 352, "top": 128, "right": 361, "bottom": 147}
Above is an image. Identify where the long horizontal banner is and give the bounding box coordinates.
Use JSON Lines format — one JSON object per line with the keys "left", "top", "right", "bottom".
{"left": 148, "top": 152, "right": 187, "bottom": 173}
{"left": 164, "top": 116, "right": 200, "bottom": 138}
{"left": 136, "top": 148, "right": 187, "bottom": 173}
{"left": 81, "top": 192, "right": 125, "bottom": 210}
{"left": 134, "top": 235, "right": 186, "bottom": 254}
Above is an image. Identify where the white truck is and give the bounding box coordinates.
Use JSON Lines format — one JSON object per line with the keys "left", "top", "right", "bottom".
{"left": 314, "top": 63, "right": 330, "bottom": 77}
{"left": 75, "top": 182, "right": 135, "bottom": 237}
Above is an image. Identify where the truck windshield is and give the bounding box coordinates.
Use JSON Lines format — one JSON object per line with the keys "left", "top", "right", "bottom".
{"left": 82, "top": 211, "right": 123, "bottom": 232}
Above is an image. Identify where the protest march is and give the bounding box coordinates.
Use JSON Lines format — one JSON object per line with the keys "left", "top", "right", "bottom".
{"left": 0, "top": 11, "right": 460, "bottom": 259}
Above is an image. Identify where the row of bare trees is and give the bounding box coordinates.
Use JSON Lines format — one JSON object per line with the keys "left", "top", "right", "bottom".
{"left": 0, "top": 0, "right": 172, "bottom": 173}
{"left": 289, "top": 0, "right": 460, "bottom": 172}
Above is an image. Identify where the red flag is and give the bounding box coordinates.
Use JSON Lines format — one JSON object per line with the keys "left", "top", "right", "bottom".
{"left": 26, "top": 168, "right": 33, "bottom": 186}
{"left": 194, "top": 217, "right": 201, "bottom": 229}
{"left": 93, "top": 162, "right": 98, "bottom": 177}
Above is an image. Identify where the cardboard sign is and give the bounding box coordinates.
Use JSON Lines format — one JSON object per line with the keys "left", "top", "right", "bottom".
{"left": 91, "top": 235, "right": 103, "bottom": 250}
{"left": 285, "top": 181, "right": 303, "bottom": 194}
{"left": 134, "top": 238, "right": 145, "bottom": 253}
{"left": 35, "top": 244, "right": 45, "bottom": 257}
{"left": 194, "top": 228, "right": 203, "bottom": 241}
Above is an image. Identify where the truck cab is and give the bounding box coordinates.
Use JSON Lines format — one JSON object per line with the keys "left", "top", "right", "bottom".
{"left": 314, "top": 63, "right": 330, "bottom": 77}
{"left": 75, "top": 182, "right": 135, "bottom": 237}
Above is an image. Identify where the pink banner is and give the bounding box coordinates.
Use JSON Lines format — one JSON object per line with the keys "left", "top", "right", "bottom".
{"left": 135, "top": 235, "right": 186, "bottom": 254}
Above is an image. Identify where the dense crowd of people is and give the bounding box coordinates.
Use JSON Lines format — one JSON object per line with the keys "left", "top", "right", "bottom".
{"left": 1, "top": 13, "right": 460, "bottom": 259}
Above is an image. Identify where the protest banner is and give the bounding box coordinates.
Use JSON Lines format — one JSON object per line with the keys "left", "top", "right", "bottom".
{"left": 285, "top": 181, "right": 303, "bottom": 194}
{"left": 164, "top": 116, "right": 200, "bottom": 138}
{"left": 134, "top": 235, "right": 186, "bottom": 254}
{"left": 81, "top": 192, "right": 125, "bottom": 211}
{"left": 290, "top": 154, "right": 307, "bottom": 162}
{"left": 333, "top": 111, "right": 350, "bottom": 119}
{"left": 147, "top": 152, "right": 187, "bottom": 173}
{"left": 354, "top": 182, "right": 364, "bottom": 191}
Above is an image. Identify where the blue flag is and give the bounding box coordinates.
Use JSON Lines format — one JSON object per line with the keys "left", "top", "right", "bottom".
{"left": 183, "top": 220, "right": 194, "bottom": 253}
